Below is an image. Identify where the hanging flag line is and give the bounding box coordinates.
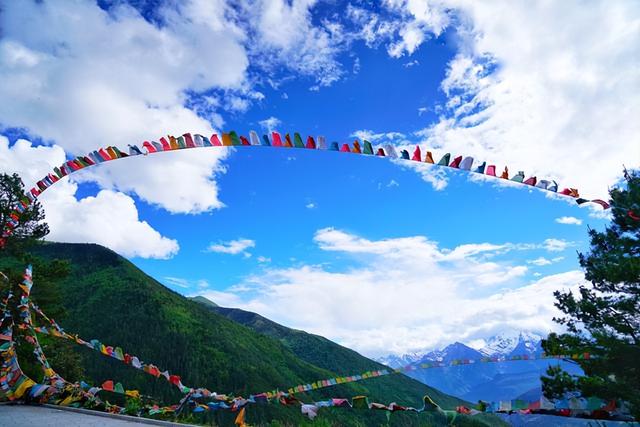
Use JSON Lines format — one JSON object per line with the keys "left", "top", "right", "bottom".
{"left": 1, "top": 268, "right": 80, "bottom": 405}
{"left": 24, "top": 267, "right": 596, "bottom": 415}
{"left": 27, "top": 284, "right": 593, "bottom": 401}
{"left": 1, "top": 266, "right": 629, "bottom": 423}
{"left": 0, "top": 130, "right": 611, "bottom": 248}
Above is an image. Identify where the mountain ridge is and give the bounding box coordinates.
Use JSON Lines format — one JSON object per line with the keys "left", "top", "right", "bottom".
{"left": 377, "top": 331, "right": 546, "bottom": 369}
{"left": 0, "top": 242, "right": 505, "bottom": 426}
{"left": 374, "top": 332, "right": 581, "bottom": 403}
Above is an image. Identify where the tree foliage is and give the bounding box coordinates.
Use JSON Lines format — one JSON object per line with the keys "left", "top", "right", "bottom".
{"left": 0, "top": 173, "right": 49, "bottom": 256}
{"left": 0, "top": 172, "right": 84, "bottom": 385}
{"left": 542, "top": 169, "right": 640, "bottom": 418}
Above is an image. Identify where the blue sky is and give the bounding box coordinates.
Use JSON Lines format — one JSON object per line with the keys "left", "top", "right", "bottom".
{"left": 1, "top": 0, "right": 638, "bottom": 357}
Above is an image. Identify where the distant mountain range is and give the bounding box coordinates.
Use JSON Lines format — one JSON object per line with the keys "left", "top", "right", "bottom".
{"left": 1, "top": 242, "right": 506, "bottom": 426}
{"left": 376, "top": 331, "right": 583, "bottom": 403}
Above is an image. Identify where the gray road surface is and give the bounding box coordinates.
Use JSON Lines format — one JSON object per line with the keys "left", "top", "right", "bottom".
{"left": 0, "top": 404, "right": 191, "bottom": 426}
{"left": 496, "top": 412, "right": 638, "bottom": 426}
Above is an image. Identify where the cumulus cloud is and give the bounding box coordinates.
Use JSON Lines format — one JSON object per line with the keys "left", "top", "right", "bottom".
{"left": 527, "top": 257, "right": 564, "bottom": 267}
{"left": 0, "top": 137, "right": 178, "bottom": 258}
{"left": 543, "top": 238, "right": 571, "bottom": 252}
{"left": 258, "top": 116, "right": 282, "bottom": 132}
{"left": 0, "top": 0, "right": 237, "bottom": 214}
{"left": 394, "top": 160, "right": 449, "bottom": 190}
{"left": 411, "top": 1, "right": 640, "bottom": 199}
{"left": 246, "top": 0, "right": 346, "bottom": 87}
{"left": 556, "top": 216, "right": 583, "bottom": 225}
{"left": 165, "top": 276, "right": 210, "bottom": 290}
{"left": 350, "top": 129, "right": 408, "bottom": 143}
{"left": 384, "top": 0, "right": 449, "bottom": 57}
{"left": 206, "top": 238, "right": 255, "bottom": 256}
{"left": 345, "top": 2, "right": 639, "bottom": 200}
{"left": 346, "top": 1, "right": 449, "bottom": 57}
{"left": 199, "top": 228, "right": 581, "bottom": 356}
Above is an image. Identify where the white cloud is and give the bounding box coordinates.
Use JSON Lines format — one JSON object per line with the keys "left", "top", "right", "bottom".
{"left": 543, "top": 238, "right": 571, "bottom": 252}
{"left": 201, "top": 228, "right": 580, "bottom": 356}
{"left": 394, "top": 160, "right": 449, "bottom": 190}
{"left": 345, "top": 2, "right": 638, "bottom": 202}
{"left": 44, "top": 188, "right": 179, "bottom": 259}
{"left": 382, "top": 0, "right": 450, "bottom": 57}
{"left": 0, "top": 136, "right": 178, "bottom": 259}
{"left": 350, "top": 129, "right": 407, "bottom": 143}
{"left": 248, "top": 0, "right": 345, "bottom": 87}
{"left": 165, "top": 276, "right": 210, "bottom": 290}
{"left": 528, "top": 257, "right": 552, "bottom": 266}
{"left": 556, "top": 216, "right": 583, "bottom": 226}
{"left": 0, "top": 0, "right": 239, "bottom": 214}
{"left": 408, "top": 1, "right": 640, "bottom": 200}
{"left": 259, "top": 116, "right": 282, "bottom": 132}
{"left": 164, "top": 277, "right": 190, "bottom": 289}
{"left": 305, "top": 202, "right": 317, "bottom": 209}
{"left": 206, "top": 238, "right": 255, "bottom": 256}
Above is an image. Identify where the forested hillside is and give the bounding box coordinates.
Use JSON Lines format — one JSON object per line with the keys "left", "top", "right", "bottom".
{"left": 197, "top": 300, "right": 460, "bottom": 411}
{"left": 0, "top": 242, "right": 506, "bottom": 426}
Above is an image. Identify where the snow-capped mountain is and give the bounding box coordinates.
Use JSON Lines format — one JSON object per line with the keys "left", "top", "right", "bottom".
{"left": 420, "top": 342, "right": 484, "bottom": 363}
{"left": 375, "top": 331, "right": 578, "bottom": 402}
{"left": 375, "top": 331, "right": 545, "bottom": 368}
{"left": 477, "top": 331, "right": 544, "bottom": 357}
{"left": 375, "top": 352, "right": 423, "bottom": 369}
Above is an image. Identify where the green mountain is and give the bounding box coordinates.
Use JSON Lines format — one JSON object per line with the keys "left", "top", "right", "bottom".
{"left": 2, "top": 242, "right": 504, "bottom": 426}
{"left": 193, "top": 298, "right": 461, "bottom": 412}
{"left": 190, "top": 295, "right": 219, "bottom": 308}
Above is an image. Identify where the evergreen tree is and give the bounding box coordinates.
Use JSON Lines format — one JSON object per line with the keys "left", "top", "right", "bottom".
{"left": 0, "top": 172, "right": 84, "bottom": 382}
{"left": 0, "top": 172, "right": 49, "bottom": 255}
{"left": 542, "top": 169, "right": 640, "bottom": 418}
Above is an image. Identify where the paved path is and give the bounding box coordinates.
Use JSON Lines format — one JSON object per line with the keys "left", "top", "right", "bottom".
{"left": 0, "top": 404, "right": 192, "bottom": 426}
{"left": 496, "top": 413, "right": 638, "bottom": 426}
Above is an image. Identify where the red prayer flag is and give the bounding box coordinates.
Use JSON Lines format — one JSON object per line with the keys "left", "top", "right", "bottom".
{"left": 183, "top": 133, "right": 196, "bottom": 148}
{"left": 272, "top": 132, "right": 283, "bottom": 147}
{"left": 159, "top": 137, "right": 171, "bottom": 151}
{"left": 98, "top": 148, "right": 112, "bottom": 161}
{"left": 449, "top": 155, "right": 462, "bottom": 168}
{"left": 143, "top": 141, "right": 156, "bottom": 153}
{"left": 169, "top": 375, "right": 181, "bottom": 386}
{"left": 412, "top": 146, "right": 422, "bottom": 161}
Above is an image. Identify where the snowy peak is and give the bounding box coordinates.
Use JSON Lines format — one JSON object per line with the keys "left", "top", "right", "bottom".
{"left": 376, "top": 331, "right": 545, "bottom": 368}
{"left": 479, "top": 331, "right": 543, "bottom": 357}
{"left": 421, "top": 342, "right": 484, "bottom": 363}
{"left": 376, "top": 352, "right": 422, "bottom": 369}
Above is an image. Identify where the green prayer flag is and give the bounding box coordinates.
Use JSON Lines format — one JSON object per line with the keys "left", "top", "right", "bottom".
{"left": 293, "top": 133, "right": 305, "bottom": 148}
{"left": 229, "top": 131, "right": 242, "bottom": 146}
{"left": 114, "top": 347, "right": 124, "bottom": 361}
{"left": 363, "top": 140, "right": 373, "bottom": 155}
{"left": 437, "top": 153, "right": 451, "bottom": 166}
{"left": 352, "top": 396, "right": 369, "bottom": 409}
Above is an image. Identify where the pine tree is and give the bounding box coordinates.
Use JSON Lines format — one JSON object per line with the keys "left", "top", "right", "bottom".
{"left": 542, "top": 169, "right": 640, "bottom": 418}
{"left": 0, "top": 172, "right": 49, "bottom": 255}
{"left": 0, "top": 172, "right": 84, "bottom": 382}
